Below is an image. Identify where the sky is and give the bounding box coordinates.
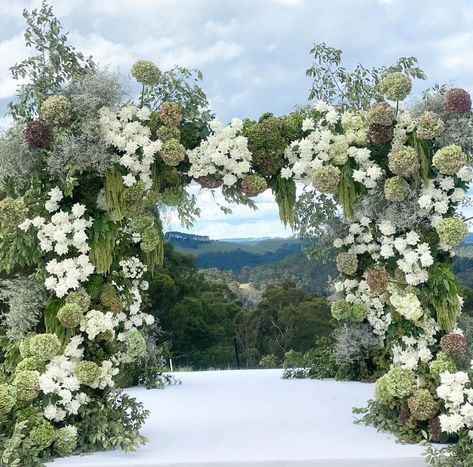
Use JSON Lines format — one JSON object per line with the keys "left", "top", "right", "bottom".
{"left": 1, "top": 0, "right": 473, "bottom": 238}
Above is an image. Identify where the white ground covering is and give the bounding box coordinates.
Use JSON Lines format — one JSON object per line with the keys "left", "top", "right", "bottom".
{"left": 49, "top": 369, "right": 428, "bottom": 466}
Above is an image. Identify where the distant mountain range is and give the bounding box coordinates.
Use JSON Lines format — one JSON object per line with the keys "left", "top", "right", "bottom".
{"left": 166, "top": 231, "right": 303, "bottom": 272}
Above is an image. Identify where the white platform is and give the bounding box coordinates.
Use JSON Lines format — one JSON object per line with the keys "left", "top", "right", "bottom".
{"left": 48, "top": 369, "right": 427, "bottom": 466}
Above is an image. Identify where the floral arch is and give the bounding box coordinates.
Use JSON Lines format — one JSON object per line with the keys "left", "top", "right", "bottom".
{"left": 1, "top": 3, "right": 473, "bottom": 466}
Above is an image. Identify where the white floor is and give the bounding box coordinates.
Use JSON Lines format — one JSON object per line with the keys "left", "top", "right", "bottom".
{"left": 48, "top": 369, "right": 428, "bottom": 466}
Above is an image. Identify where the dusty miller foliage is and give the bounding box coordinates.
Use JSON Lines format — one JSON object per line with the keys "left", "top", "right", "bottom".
{"left": 332, "top": 322, "right": 380, "bottom": 367}
{"left": 355, "top": 186, "right": 425, "bottom": 232}
{"left": 47, "top": 69, "right": 127, "bottom": 178}
{"left": 0, "top": 276, "right": 47, "bottom": 339}
{"left": 0, "top": 125, "right": 38, "bottom": 195}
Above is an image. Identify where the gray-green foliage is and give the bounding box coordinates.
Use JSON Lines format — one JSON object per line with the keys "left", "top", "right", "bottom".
{"left": 0, "top": 125, "right": 38, "bottom": 194}
{"left": 0, "top": 277, "right": 47, "bottom": 339}
{"left": 8, "top": 0, "right": 94, "bottom": 121}
{"left": 306, "top": 42, "right": 426, "bottom": 111}
{"left": 333, "top": 322, "right": 380, "bottom": 367}
{"left": 46, "top": 69, "right": 126, "bottom": 178}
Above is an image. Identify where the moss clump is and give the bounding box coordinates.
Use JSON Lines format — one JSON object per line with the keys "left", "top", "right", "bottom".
{"left": 99, "top": 283, "right": 123, "bottom": 313}
{"left": 244, "top": 116, "right": 287, "bottom": 177}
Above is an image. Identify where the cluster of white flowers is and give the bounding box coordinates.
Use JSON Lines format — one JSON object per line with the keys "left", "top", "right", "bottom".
{"left": 119, "top": 256, "right": 147, "bottom": 280}
{"left": 99, "top": 105, "right": 160, "bottom": 189}
{"left": 389, "top": 287, "right": 423, "bottom": 321}
{"left": 334, "top": 277, "right": 391, "bottom": 336}
{"left": 19, "top": 190, "right": 95, "bottom": 297}
{"left": 39, "top": 336, "right": 88, "bottom": 422}
{"left": 437, "top": 371, "right": 473, "bottom": 437}
{"left": 187, "top": 118, "right": 252, "bottom": 186}
{"left": 20, "top": 200, "right": 91, "bottom": 256}
{"left": 44, "top": 186, "right": 64, "bottom": 212}
{"left": 392, "top": 318, "right": 439, "bottom": 370}
{"left": 392, "top": 109, "right": 416, "bottom": 148}
{"left": 378, "top": 228, "right": 433, "bottom": 285}
{"left": 89, "top": 360, "right": 119, "bottom": 390}
{"left": 282, "top": 102, "right": 346, "bottom": 180}
{"left": 333, "top": 216, "right": 376, "bottom": 254}
{"left": 418, "top": 175, "right": 470, "bottom": 229}
{"left": 43, "top": 256, "right": 94, "bottom": 298}
{"left": 80, "top": 309, "right": 118, "bottom": 340}
{"left": 117, "top": 284, "right": 154, "bottom": 343}
{"left": 349, "top": 147, "right": 383, "bottom": 189}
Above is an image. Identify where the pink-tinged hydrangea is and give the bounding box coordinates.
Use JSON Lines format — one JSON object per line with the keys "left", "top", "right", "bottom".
{"left": 416, "top": 111, "right": 445, "bottom": 140}
{"left": 367, "top": 102, "right": 396, "bottom": 126}
{"left": 25, "top": 120, "right": 52, "bottom": 149}
{"left": 443, "top": 88, "right": 472, "bottom": 114}
{"left": 440, "top": 333, "right": 467, "bottom": 355}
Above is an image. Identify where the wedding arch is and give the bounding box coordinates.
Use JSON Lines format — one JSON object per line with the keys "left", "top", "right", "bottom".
{"left": 1, "top": 2, "right": 473, "bottom": 466}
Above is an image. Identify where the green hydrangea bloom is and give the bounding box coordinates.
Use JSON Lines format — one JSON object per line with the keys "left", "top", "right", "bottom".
{"left": 416, "top": 111, "right": 445, "bottom": 140}
{"left": 29, "top": 333, "right": 61, "bottom": 361}
{"left": 123, "top": 181, "right": 146, "bottom": 217}
{"left": 328, "top": 135, "right": 349, "bottom": 165}
{"left": 75, "top": 361, "right": 101, "bottom": 386}
{"left": 157, "top": 126, "right": 181, "bottom": 142}
{"left": 19, "top": 336, "right": 33, "bottom": 358}
{"left": 436, "top": 217, "right": 468, "bottom": 249}
{"left": 378, "top": 72, "right": 412, "bottom": 101}
{"left": 141, "top": 226, "right": 162, "bottom": 253}
{"left": 16, "top": 356, "right": 46, "bottom": 372}
{"left": 13, "top": 370, "right": 39, "bottom": 402}
{"left": 124, "top": 329, "right": 147, "bottom": 361}
{"left": 131, "top": 60, "right": 161, "bottom": 85}
{"left": 57, "top": 303, "right": 84, "bottom": 328}
{"left": 331, "top": 299, "right": 367, "bottom": 322}
{"left": 65, "top": 289, "right": 91, "bottom": 312}
{"left": 384, "top": 176, "right": 410, "bottom": 202}
{"left": 100, "top": 283, "right": 123, "bottom": 313}
{"left": 30, "top": 420, "right": 56, "bottom": 448}
{"left": 336, "top": 250, "right": 358, "bottom": 275}
{"left": 375, "top": 374, "right": 393, "bottom": 405}
{"left": 432, "top": 144, "right": 467, "bottom": 175}
{"left": 0, "top": 197, "right": 27, "bottom": 227}
{"left": 54, "top": 426, "right": 78, "bottom": 456}
{"left": 312, "top": 165, "right": 340, "bottom": 193}
{"left": 407, "top": 389, "right": 438, "bottom": 421}
{"left": 378, "top": 367, "right": 415, "bottom": 400}
{"left": 0, "top": 384, "right": 17, "bottom": 415}
{"left": 367, "top": 102, "right": 396, "bottom": 126}
{"left": 388, "top": 146, "right": 420, "bottom": 177}
{"left": 40, "top": 95, "right": 71, "bottom": 125}
{"left": 241, "top": 174, "right": 267, "bottom": 197}
{"left": 160, "top": 139, "right": 186, "bottom": 166}
{"left": 429, "top": 351, "right": 456, "bottom": 377}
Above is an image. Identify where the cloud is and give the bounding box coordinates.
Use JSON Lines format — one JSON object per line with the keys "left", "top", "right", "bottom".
{"left": 0, "top": 34, "right": 28, "bottom": 99}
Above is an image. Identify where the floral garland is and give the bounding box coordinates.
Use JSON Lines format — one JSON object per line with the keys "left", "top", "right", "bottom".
{"left": 1, "top": 9, "right": 473, "bottom": 464}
